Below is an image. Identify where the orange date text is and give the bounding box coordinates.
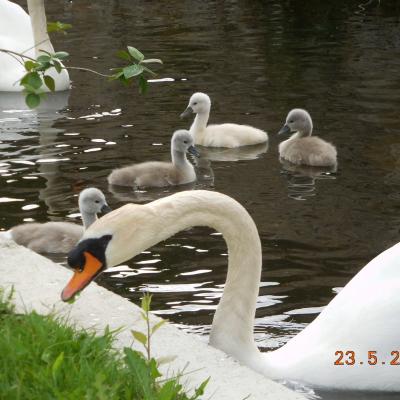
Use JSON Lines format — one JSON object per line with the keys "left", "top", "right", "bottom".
{"left": 334, "top": 350, "right": 400, "bottom": 366}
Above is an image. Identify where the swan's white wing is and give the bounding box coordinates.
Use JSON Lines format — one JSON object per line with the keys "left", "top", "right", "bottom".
{"left": 263, "top": 242, "right": 400, "bottom": 391}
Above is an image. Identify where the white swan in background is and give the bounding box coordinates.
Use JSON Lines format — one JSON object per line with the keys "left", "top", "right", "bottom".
{"left": 0, "top": 0, "right": 70, "bottom": 92}
{"left": 278, "top": 109, "right": 337, "bottom": 167}
{"left": 180, "top": 92, "right": 268, "bottom": 148}
{"left": 107, "top": 130, "right": 199, "bottom": 188}
{"left": 61, "top": 190, "right": 400, "bottom": 392}
{"left": 0, "top": 188, "right": 110, "bottom": 253}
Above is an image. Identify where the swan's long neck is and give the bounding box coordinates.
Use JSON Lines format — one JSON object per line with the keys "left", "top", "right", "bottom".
{"left": 27, "top": 0, "right": 55, "bottom": 58}
{"left": 81, "top": 211, "right": 97, "bottom": 230}
{"left": 298, "top": 116, "right": 313, "bottom": 137}
{"left": 100, "top": 191, "right": 262, "bottom": 365}
{"left": 171, "top": 149, "right": 190, "bottom": 169}
{"left": 190, "top": 110, "right": 210, "bottom": 141}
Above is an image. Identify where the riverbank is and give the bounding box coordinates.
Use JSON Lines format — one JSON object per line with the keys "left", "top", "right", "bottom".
{"left": 0, "top": 239, "right": 305, "bottom": 400}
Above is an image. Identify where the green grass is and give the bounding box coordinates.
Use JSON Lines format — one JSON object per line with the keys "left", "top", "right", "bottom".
{"left": 0, "top": 291, "right": 207, "bottom": 400}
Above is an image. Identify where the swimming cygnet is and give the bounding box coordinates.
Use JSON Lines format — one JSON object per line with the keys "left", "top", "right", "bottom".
{"left": 278, "top": 108, "right": 337, "bottom": 167}
{"left": 180, "top": 92, "right": 268, "bottom": 148}
{"left": 107, "top": 129, "right": 199, "bottom": 188}
{"left": 0, "top": 187, "right": 111, "bottom": 253}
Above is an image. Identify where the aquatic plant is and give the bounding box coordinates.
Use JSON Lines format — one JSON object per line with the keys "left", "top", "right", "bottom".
{"left": 0, "top": 21, "right": 162, "bottom": 108}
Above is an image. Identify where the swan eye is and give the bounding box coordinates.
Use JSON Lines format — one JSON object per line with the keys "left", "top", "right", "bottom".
{"left": 95, "top": 200, "right": 100, "bottom": 203}
{"left": 183, "top": 140, "right": 188, "bottom": 144}
{"left": 289, "top": 120, "right": 294, "bottom": 123}
{"left": 193, "top": 102, "right": 197, "bottom": 106}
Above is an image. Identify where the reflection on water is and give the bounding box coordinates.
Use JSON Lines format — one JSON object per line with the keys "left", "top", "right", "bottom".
{"left": 198, "top": 141, "right": 268, "bottom": 162}
{"left": 280, "top": 160, "right": 338, "bottom": 200}
{"left": 2, "top": 1, "right": 400, "bottom": 398}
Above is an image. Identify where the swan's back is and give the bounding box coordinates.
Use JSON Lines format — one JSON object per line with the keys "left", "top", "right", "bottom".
{"left": 10, "top": 222, "right": 83, "bottom": 253}
{"left": 279, "top": 136, "right": 337, "bottom": 167}
{"left": 0, "top": 0, "right": 34, "bottom": 91}
{"left": 201, "top": 123, "right": 268, "bottom": 148}
{"left": 262, "top": 241, "right": 400, "bottom": 390}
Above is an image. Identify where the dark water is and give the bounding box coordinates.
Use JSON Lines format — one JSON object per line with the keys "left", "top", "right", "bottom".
{"left": 1, "top": 1, "right": 400, "bottom": 398}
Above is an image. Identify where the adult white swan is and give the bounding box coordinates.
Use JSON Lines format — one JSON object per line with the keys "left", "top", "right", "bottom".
{"left": 0, "top": 0, "right": 70, "bottom": 91}
{"left": 61, "top": 190, "right": 400, "bottom": 392}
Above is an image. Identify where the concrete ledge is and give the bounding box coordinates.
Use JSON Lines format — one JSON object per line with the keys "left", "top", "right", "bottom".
{"left": 0, "top": 239, "right": 305, "bottom": 400}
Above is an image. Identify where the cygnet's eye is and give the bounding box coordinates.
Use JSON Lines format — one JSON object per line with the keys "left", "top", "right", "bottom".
{"left": 289, "top": 120, "right": 294, "bottom": 123}
{"left": 183, "top": 140, "right": 188, "bottom": 144}
{"left": 193, "top": 102, "right": 197, "bottom": 106}
{"left": 95, "top": 200, "right": 100, "bottom": 204}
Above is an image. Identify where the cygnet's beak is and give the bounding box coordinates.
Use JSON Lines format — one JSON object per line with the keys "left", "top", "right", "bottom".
{"left": 278, "top": 124, "right": 291, "bottom": 135}
{"left": 180, "top": 106, "right": 194, "bottom": 119}
{"left": 187, "top": 145, "right": 200, "bottom": 157}
{"left": 101, "top": 204, "right": 112, "bottom": 214}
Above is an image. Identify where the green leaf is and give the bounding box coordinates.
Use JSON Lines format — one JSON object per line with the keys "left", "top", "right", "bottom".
{"left": 24, "top": 60, "right": 37, "bottom": 71}
{"left": 25, "top": 93, "right": 40, "bottom": 108}
{"left": 127, "top": 46, "right": 144, "bottom": 61}
{"left": 131, "top": 330, "right": 147, "bottom": 346}
{"left": 53, "top": 60, "right": 62, "bottom": 73}
{"left": 20, "top": 74, "right": 30, "bottom": 86}
{"left": 149, "top": 358, "right": 161, "bottom": 379}
{"left": 138, "top": 75, "right": 148, "bottom": 95}
{"left": 151, "top": 319, "right": 165, "bottom": 335}
{"left": 123, "top": 64, "right": 144, "bottom": 79}
{"left": 21, "top": 83, "right": 38, "bottom": 93}
{"left": 123, "top": 349, "right": 153, "bottom": 397}
{"left": 51, "top": 351, "right": 64, "bottom": 380}
{"left": 44, "top": 75, "right": 55, "bottom": 91}
{"left": 141, "top": 293, "right": 152, "bottom": 313}
{"left": 53, "top": 51, "right": 69, "bottom": 60}
{"left": 158, "top": 380, "right": 177, "bottom": 400}
{"left": 194, "top": 377, "right": 210, "bottom": 398}
{"left": 35, "top": 62, "right": 51, "bottom": 72}
{"left": 116, "top": 50, "right": 131, "bottom": 61}
{"left": 23, "top": 72, "right": 42, "bottom": 90}
{"left": 37, "top": 54, "right": 51, "bottom": 63}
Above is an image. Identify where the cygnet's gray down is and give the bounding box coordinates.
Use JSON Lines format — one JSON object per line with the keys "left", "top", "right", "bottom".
{"left": 0, "top": 188, "right": 111, "bottom": 253}
{"left": 278, "top": 109, "right": 337, "bottom": 167}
